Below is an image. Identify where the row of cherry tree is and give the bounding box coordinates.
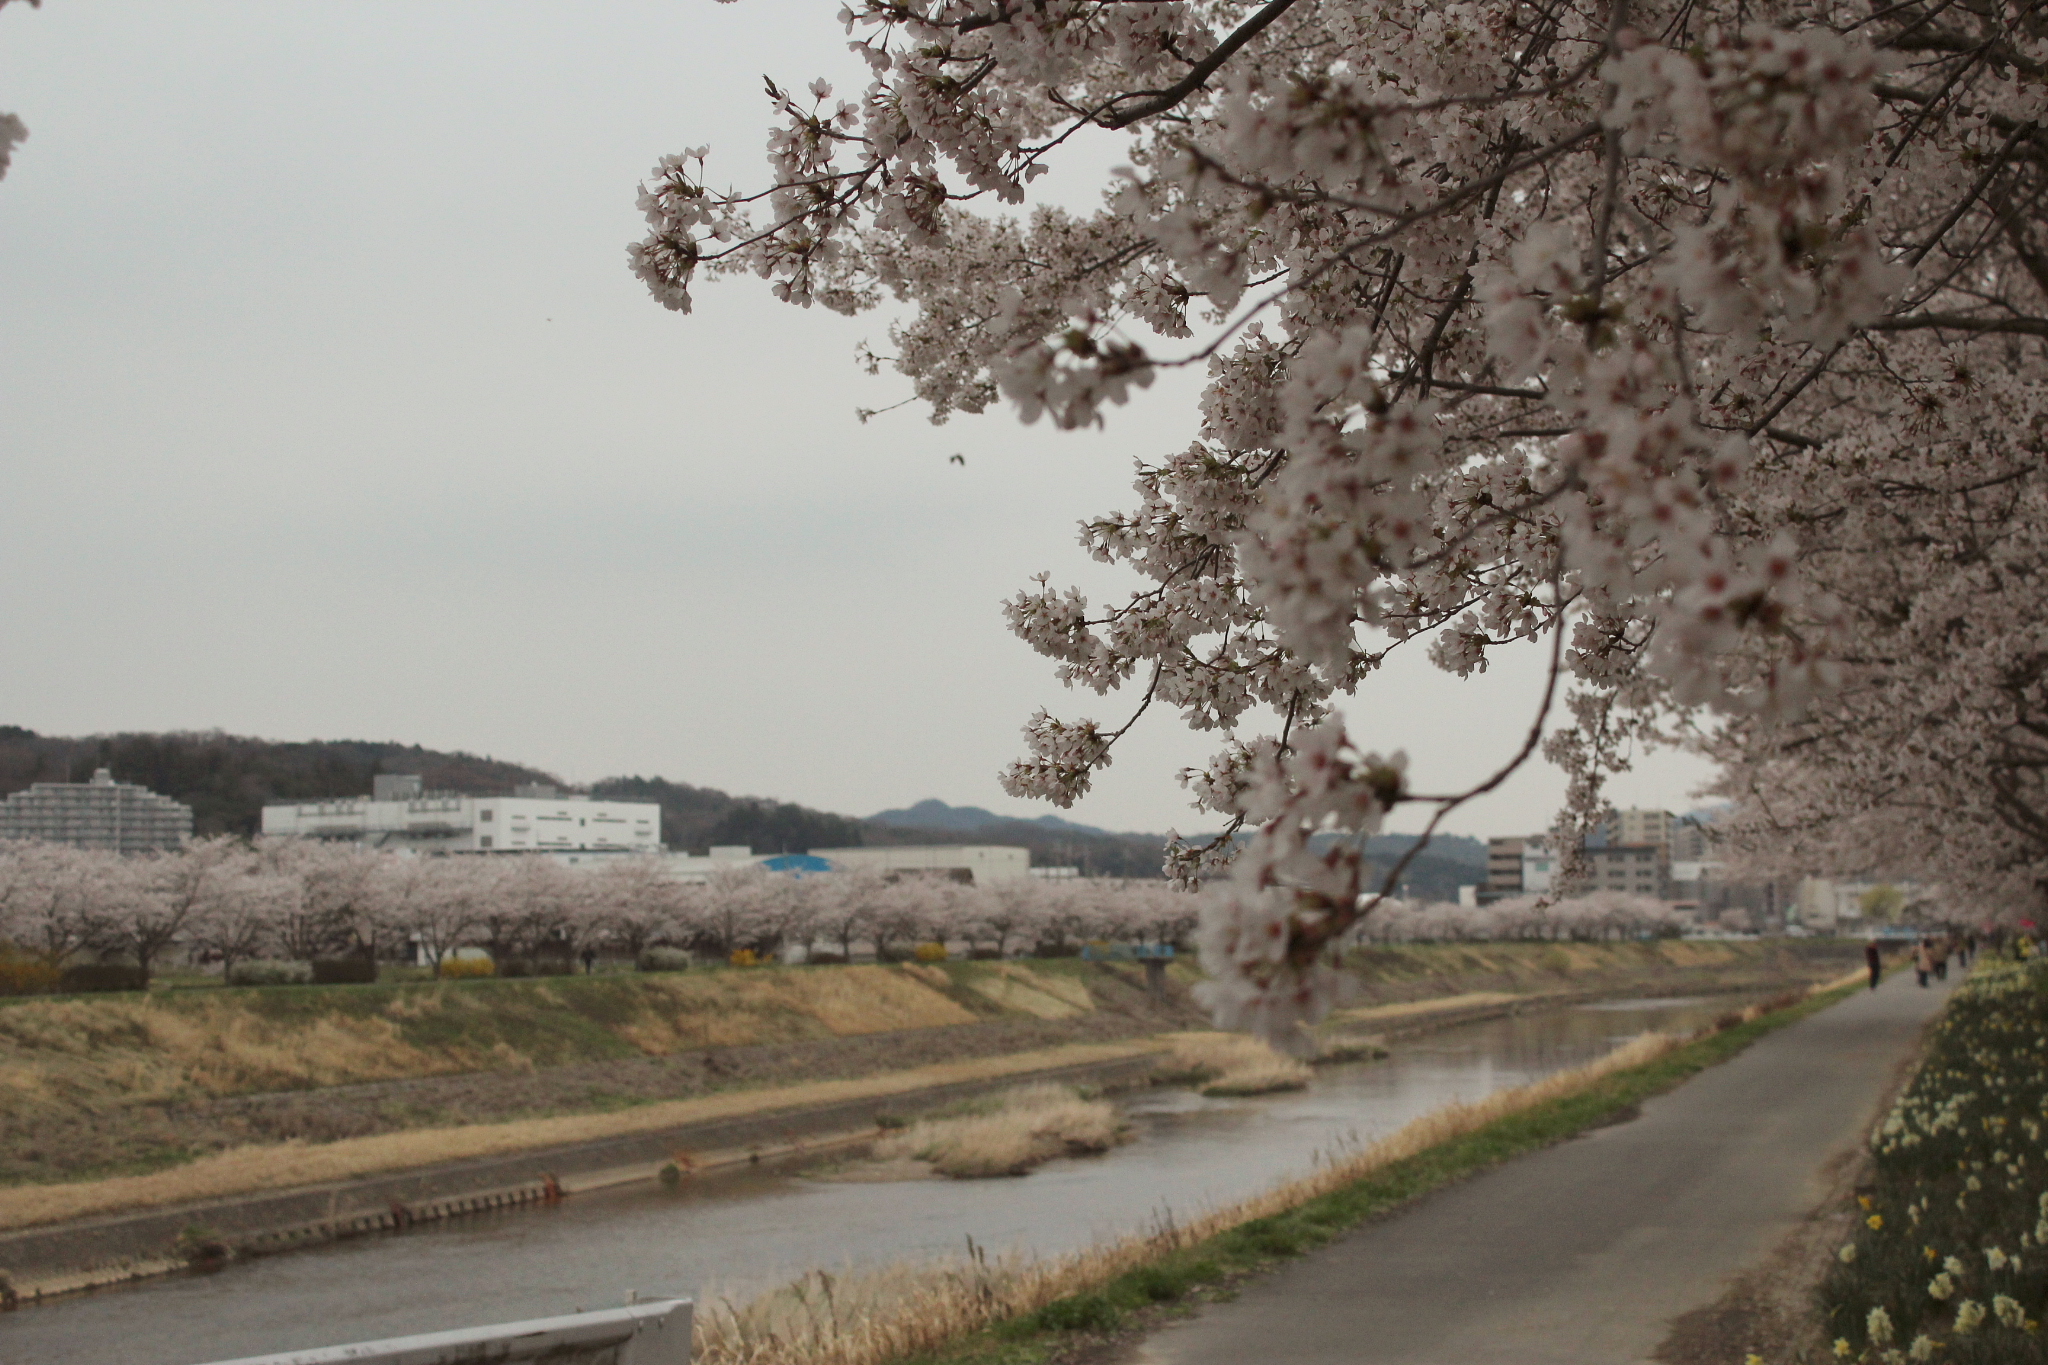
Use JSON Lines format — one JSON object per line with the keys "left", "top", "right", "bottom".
{"left": 0, "top": 829, "right": 1716, "bottom": 983}
{"left": 0, "top": 837, "right": 1708, "bottom": 982}
{"left": 0, "top": 839, "right": 1206, "bottom": 979}
{"left": 1353, "top": 892, "right": 1685, "bottom": 944}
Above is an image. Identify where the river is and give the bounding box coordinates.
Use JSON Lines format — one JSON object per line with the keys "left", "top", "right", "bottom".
{"left": 1, "top": 993, "right": 1754, "bottom": 1364}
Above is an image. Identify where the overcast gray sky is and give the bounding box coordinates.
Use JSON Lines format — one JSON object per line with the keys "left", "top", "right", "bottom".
{"left": 0, "top": 2, "right": 1717, "bottom": 837}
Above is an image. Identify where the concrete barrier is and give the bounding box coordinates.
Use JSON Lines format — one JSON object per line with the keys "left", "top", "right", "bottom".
{"left": 192, "top": 1295, "right": 690, "bottom": 1365}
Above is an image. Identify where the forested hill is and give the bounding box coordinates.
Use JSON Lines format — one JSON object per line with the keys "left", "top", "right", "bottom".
{"left": 584, "top": 776, "right": 867, "bottom": 857}
{"left": 0, "top": 729, "right": 869, "bottom": 855}
{"left": 0, "top": 728, "right": 559, "bottom": 839}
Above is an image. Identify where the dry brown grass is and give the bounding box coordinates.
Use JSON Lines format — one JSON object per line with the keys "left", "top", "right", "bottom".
{"left": 872, "top": 1084, "right": 1125, "bottom": 1178}
{"left": 0, "top": 966, "right": 984, "bottom": 1122}
{"left": 1163, "top": 1031, "right": 1313, "bottom": 1096}
{"left": 959, "top": 966, "right": 1094, "bottom": 1020}
{"left": 0, "top": 1039, "right": 1160, "bottom": 1232}
{"left": 693, "top": 1030, "right": 1683, "bottom": 1365}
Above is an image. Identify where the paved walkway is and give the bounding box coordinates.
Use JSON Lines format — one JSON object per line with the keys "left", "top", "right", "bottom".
{"left": 1132, "top": 971, "right": 1955, "bottom": 1365}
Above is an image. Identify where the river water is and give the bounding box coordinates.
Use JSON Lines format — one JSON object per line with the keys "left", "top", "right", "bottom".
{"left": 2, "top": 994, "right": 1752, "bottom": 1365}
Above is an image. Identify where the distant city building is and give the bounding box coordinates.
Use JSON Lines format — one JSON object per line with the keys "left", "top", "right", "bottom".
{"left": 261, "top": 774, "right": 659, "bottom": 855}
{"left": 1670, "top": 816, "right": 1714, "bottom": 862}
{"left": 1520, "top": 836, "right": 1557, "bottom": 895}
{"left": 810, "top": 844, "right": 1031, "bottom": 884}
{"left": 1585, "top": 843, "right": 1670, "bottom": 899}
{"left": 1485, "top": 836, "right": 1526, "bottom": 901}
{"left": 1605, "top": 808, "right": 1677, "bottom": 850}
{"left": 0, "top": 768, "right": 193, "bottom": 854}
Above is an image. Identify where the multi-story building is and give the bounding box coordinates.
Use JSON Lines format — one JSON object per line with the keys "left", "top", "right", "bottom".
{"left": 1585, "top": 843, "right": 1670, "bottom": 899}
{"left": 0, "top": 768, "right": 193, "bottom": 853}
{"left": 261, "top": 775, "right": 659, "bottom": 855}
{"left": 1606, "top": 808, "right": 1677, "bottom": 851}
{"left": 1485, "top": 836, "right": 1526, "bottom": 901}
{"left": 1670, "top": 817, "right": 1714, "bottom": 862}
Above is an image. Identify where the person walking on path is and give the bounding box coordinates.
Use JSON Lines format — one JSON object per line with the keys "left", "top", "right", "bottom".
{"left": 1915, "top": 938, "right": 1933, "bottom": 987}
{"left": 1934, "top": 937, "right": 1950, "bottom": 982}
{"left": 1865, "top": 938, "right": 1883, "bottom": 990}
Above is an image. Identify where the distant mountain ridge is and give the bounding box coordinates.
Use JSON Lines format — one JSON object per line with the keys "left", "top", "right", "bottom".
{"left": 869, "top": 798, "right": 1114, "bottom": 837}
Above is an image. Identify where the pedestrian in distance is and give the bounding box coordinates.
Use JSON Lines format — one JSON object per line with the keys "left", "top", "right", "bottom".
{"left": 580, "top": 946, "right": 598, "bottom": 975}
{"left": 1864, "top": 938, "right": 1883, "bottom": 991}
{"left": 1934, "top": 938, "right": 1950, "bottom": 982}
{"left": 1916, "top": 939, "right": 1934, "bottom": 988}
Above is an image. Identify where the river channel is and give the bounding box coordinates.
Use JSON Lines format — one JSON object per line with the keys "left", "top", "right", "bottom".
{"left": 3, "top": 993, "right": 1757, "bottom": 1364}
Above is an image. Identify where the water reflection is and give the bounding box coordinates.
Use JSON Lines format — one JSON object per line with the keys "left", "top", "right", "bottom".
{"left": 0, "top": 994, "right": 1751, "bottom": 1365}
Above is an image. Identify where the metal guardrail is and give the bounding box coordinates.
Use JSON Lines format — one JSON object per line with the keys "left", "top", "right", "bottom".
{"left": 193, "top": 1295, "right": 691, "bottom": 1365}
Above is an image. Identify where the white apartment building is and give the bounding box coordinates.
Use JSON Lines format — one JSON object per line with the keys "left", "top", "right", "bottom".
{"left": 0, "top": 768, "right": 193, "bottom": 853}
{"left": 260, "top": 775, "right": 659, "bottom": 855}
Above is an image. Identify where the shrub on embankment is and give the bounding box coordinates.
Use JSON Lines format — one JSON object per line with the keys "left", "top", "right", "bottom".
{"left": 1821, "top": 959, "right": 2048, "bottom": 1362}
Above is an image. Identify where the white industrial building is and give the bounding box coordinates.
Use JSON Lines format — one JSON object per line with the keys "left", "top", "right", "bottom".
{"left": 809, "top": 844, "right": 1031, "bottom": 883}
{"left": 260, "top": 775, "right": 659, "bottom": 855}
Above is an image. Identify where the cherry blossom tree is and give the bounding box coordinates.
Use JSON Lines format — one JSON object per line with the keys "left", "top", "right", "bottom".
{"left": 685, "top": 865, "right": 778, "bottom": 958}
{"left": 193, "top": 871, "right": 298, "bottom": 975}
{"left": 0, "top": 843, "right": 119, "bottom": 964}
{"left": 588, "top": 853, "right": 687, "bottom": 958}
{"left": 806, "top": 866, "right": 890, "bottom": 959}
{"left": 968, "top": 879, "right": 1046, "bottom": 957}
{"left": 638, "top": 0, "right": 2048, "bottom": 1033}
{"left": 375, "top": 855, "right": 484, "bottom": 970}
{"left": 113, "top": 836, "right": 249, "bottom": 984}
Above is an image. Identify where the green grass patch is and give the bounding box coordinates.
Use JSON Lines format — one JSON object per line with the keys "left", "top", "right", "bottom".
{"left": 898, "top": 981, "right": 1862, "bottom": 1365}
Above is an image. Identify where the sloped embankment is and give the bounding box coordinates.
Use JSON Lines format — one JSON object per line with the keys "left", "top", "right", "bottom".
{"left": 0, "top": 941, "right": 1854, "bottom": 1200}
{"left": 0, "top": 960, "right": 1198, "bottom": 1189}
{"left": 1341, "top": 938, "right": 1858, "bottom": 1007}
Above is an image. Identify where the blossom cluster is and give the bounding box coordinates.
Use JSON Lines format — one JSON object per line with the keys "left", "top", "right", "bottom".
{"left": 641, "top": 0, "right": 2048, "bottom": 1031}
